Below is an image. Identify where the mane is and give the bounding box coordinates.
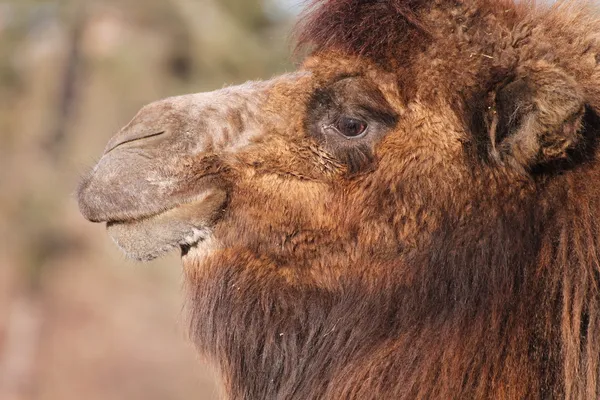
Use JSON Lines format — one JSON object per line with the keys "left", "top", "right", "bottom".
{"left": 186, "top": 147, "right": 600, "bottom": 399}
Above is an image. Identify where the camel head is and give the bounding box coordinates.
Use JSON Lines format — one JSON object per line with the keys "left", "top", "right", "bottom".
{"left": 78, "top": 0, "right": 600, "bottom": 269}
{"left": 78, "top": 0, "right": 600, "bottom": 398}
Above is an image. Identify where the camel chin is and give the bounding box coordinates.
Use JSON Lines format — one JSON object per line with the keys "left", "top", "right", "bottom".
{"left": 106, "top": 189, "right": 226, "bottom": 262}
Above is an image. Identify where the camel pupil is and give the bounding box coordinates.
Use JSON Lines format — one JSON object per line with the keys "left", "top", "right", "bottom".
{"left": 336, "top": 116, "right": 368, "bottom": 138}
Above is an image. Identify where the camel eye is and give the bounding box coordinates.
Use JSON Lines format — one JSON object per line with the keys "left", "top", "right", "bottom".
{"left": 336, "top": 117, "right": 367, "bottom": 138}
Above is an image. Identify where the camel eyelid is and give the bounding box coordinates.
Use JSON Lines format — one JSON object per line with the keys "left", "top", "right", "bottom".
{"left": 321, "top": 121, "right": 369, "bottom": 140}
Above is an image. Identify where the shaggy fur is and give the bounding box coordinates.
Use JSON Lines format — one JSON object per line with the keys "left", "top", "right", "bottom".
{"left": 296, "top": 0, "right": 431, "bottom": 66}
{"left": 188, "top": 1, "right": 600, "bottom": 398}
{"left": 78, "top": 0, "right": 600, "bottom": 398}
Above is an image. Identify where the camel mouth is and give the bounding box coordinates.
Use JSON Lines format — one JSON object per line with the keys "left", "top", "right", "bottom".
{"left": 101, "top": 188, "right": 228, "bottom": 261}
{"left": 104, "top": 208, "right": 176, "bottom": 226}
{"left": 106, "top": 215, "right": 213, "bottom": 262}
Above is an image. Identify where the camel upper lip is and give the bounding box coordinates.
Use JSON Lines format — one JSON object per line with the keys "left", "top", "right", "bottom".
{"left": 77, "top": 172, "right": 173, "bottom": 224}
{"left": 78, "top": 169, "right": 222, "bottom": 224}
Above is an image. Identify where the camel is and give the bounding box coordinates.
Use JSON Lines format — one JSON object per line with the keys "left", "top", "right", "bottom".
{"left": 78, "top": 0, "right": 600, "bottom": 398}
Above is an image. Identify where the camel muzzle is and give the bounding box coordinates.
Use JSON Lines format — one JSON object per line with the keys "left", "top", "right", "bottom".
{"left": 77, "top": 80, "right": 279, "bottom": 259}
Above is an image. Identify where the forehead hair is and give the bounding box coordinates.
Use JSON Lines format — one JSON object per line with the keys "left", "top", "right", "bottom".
{"left": 296, "top": 0, "right": 429, "bottom": 67}
{"left": 294, "top": 0, "right": 524, "bottom": 69}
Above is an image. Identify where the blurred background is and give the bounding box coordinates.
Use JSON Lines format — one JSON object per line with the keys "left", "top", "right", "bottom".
{"left": 0, "top": 0, "right": 299, "bottom": 399}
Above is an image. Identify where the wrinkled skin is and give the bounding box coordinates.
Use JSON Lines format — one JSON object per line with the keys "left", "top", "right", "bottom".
{"left": 78, "top": 1, "right": 600, "bottom": 398}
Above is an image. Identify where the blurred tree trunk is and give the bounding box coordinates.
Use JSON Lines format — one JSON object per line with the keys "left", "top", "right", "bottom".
{"left": 45, "top": 3, "right": 86, "bottom": 160}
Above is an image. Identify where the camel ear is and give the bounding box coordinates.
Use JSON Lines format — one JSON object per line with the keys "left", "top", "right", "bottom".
{"left": 487, "top": 61, "right": 587, "bottom": 169}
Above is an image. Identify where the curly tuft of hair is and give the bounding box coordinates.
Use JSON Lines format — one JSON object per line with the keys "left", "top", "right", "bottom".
{"left": 296, "top": 0, "right": 436, "bottom": 65}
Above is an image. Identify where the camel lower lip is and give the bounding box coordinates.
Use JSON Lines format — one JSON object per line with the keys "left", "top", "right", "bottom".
{"left": 96, "top": 188, "right": 226, "bottom": 261}
{"left": 104, "top": 202, "right": 217, "bottom": 261}
{"left": 106, "top": 215, "right": 211, "bottom": 246}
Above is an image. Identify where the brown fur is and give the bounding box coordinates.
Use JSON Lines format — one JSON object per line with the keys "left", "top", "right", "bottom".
{"left": 78, "top": 0, "right": 600, "bottom": 398}
{"left": 296, "top": 0, "right": 431, "bottom": 67}
{"left": 188, "top": 2, "right": 600, "bottom": 398}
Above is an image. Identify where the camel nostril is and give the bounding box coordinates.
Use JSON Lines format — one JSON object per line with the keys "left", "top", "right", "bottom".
{"left": 104, "top": 130, "right": 166, "bottom": 154}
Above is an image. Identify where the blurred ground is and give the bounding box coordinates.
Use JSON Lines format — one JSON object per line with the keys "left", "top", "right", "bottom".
{"left": 0, "top": 0, "right": 297, "bottom": 398}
